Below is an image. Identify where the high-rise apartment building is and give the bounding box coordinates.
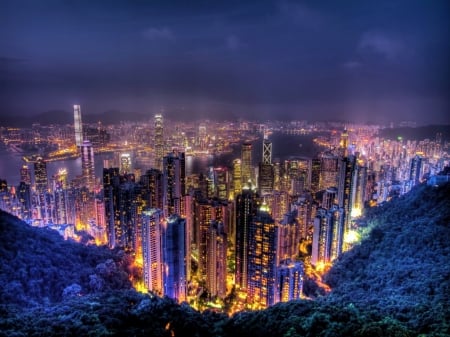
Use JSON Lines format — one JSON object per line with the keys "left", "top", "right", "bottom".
{"left": 247, "top": 209, "right": 278, "bottom": 308}
{"left": 235, "top": 188, "right": 260, "bottom": 289}
{"left": 142, "top": 208, "right": 164, "bottom": 295}
{"left": 163, "top": 151, "right": 186, "bottom": 218}
{"left": 162, "top": 214, "right": 188, "bottom": 302}
{"left": 277, "top": 260, "right": 304, "bottom": 303}
{"left": 81, "top": 140, "right": 95, "bottom": 190}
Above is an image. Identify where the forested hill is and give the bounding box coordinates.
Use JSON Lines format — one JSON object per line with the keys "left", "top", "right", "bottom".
{"left": 0, "top": 210, "right": 134, "bottom": 306}
{"left": 324, "top": 182, "right": 450, "bottom": 335}
{"left": 1, "top": 183, "right": 449, "bottom": 336}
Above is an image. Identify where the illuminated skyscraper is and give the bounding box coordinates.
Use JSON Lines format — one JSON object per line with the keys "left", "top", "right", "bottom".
{"left": 311, "top": 206, "right": 344, "bottom": 266}
{"left": 163, "top": 151, "right": 186, "bottom": 218}
{"left": 81, "top": 140, "right": 95, "bottom": 190}
{"left": 154, "top": 114, "right": 164, "bottom": 171}
{"left": 339, "top": 128, "right": 349, "bottom": 157}
{"left": 20, "top": 165, "right": 31, "bottom": 185}
{"left": 351, "top": 161, "right": 367, "bottom": 217}
{"left": 258, "top": 137, "right": 274, "bottom": 195}
{"left": 247, "top": 208, "right": 278, "bottom": 308}
{"left": 232, "top": 159, "right": 242, "bottom": 198}
{"left": 337, "top": 155, "right": 356, "bottom": 235}
{"left": 409, "top": 155, "right": 423, "bottom": 186}
{"left": 241, "top": 142, "right": 253, "bottom": 187}
{"left": 140, "top": 169, "right": 164, "bottom": 210}
{"left": 206, "top": 221, "right": 227, "bottom": 297}
{"left": 142, "top": 208, "right": 164, "bottom": 295}
{"left": 277, "top": 260, "right": 304, "bottom": 302}
{"left": 319, "top": 153, "right": 339, "bottom": 190}
{"left": 163, "top": 214, "right": 188, "bottom": 302}
{"left": 277, "top": 211, "right": 300, "bottom": 262}
{"left": 74, "top": 104, "right": 83, "bottom": 147}
{"left": 311, "top": 208, "right": 332, "bottom": 266}
{"left": 34, "top": 157, "right": 48, "bottom": 195}
{"left": 34, "top": 157, "right": 53, "bottom": 223}
{"left": 194, "top": 198, "right": 228, "bottom": 283}
{"left": 235, "top": 188, "right": 260, "bottom": 289}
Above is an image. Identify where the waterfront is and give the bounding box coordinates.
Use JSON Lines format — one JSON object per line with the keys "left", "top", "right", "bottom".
{"left": 0, "top": 132, "right": 321, "bottom": 186}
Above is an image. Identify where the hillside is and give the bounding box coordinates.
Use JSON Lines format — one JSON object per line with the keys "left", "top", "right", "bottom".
{"left": 324, "top": 183, "right": 450, "bottom": 335}
{"left": 0, "top": 183, "right": 449, "bottom": 336}
{"left": 0, "top": 210, "right": 134, "bottom": 306}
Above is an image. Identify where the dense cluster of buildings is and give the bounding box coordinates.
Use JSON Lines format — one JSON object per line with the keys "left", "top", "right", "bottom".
{"left": 0, "top": 105, "right": 448, "bottom": 310}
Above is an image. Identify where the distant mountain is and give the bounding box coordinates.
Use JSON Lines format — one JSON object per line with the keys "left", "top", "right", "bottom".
{"left": 0, "top": 110, "right": 151, "bottom": 127}
{"left": 379, "top": 125, "right": 450, "bottom": 141}
{"left": 1, "top": 183, "right": 449, "bottom": 336}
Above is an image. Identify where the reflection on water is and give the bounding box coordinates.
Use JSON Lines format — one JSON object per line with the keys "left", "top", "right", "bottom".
{"left": 0, "top": 132, "right": 320, "bottom": 185}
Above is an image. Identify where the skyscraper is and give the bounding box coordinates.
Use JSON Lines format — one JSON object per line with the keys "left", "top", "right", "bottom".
{"left": 20, "top": 165, "right": 31, "bottom": 185}
{"left": 34, "top": 157, "right": 48, "bottom": 195}
{"left": 81, "top": 140, "right": 95, "bottom": 190}
{"left": 232, "top": 159, "right": 242, "bottom": 198}
{"left": 241, "top": 142, "right": 253, "bottom": 188}
{"left": 277, "top": 260, "right": 304, "bottom": 302}
{"left": 311, "top": 206, "right": 344, "bottom": 266}
{"left": 337, "top": 155, "right": 356, "bottom": 235}
{"left": 163, "top": 151, "right": 186, "bottom": 218}
{"left": 235, "top": 188, "right": 260, "bottom": 289}
{"left": 409, "top": 155, "right": 423, "bottom": 186}
{"left": 154, "top": 114, "right": 164, "bottom": 171}
{"left": 74, "top": 104, "right": 83, "bottom": 147}
{"left": 247, "top": 208, "right": 278, "bottom": 308}
{"left": 142, "top": 208, "right": 164, "bottom": 295}
{"left": 206, "top": 221, "right": 227, "bottom": 297}
{"left": 162, "top": 214, "right": 188, "bottom": 302}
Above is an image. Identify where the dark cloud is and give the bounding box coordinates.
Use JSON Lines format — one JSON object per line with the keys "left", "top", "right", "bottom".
{"left": 0, "top": 0, "right": 448, "bottom": 125}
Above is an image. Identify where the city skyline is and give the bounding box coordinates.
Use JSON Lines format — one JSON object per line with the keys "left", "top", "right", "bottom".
{"left": 1, "top": 1, "right": 449, "bottom": 125}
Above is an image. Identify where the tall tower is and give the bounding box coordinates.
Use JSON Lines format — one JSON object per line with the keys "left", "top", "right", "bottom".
{"left": 163, "top": 214, "right": 188, "bottom": 302}
{"left": 337, "top": 155, "right": 356, "bottom": 236}
{"left": 154, "top": 114, "right": 164, "bottom": 171}
{"left": 34, "top": 156, "right": 51, "bottom": 223}
{"left": 409, "top": 155, "right": 423, "bottom": 186}
{"left": 20, "top": 165, "right": 31, "bottom": 185}
{"left": 34, "top": 157, "right": 48, "bottom": 195}
{"left": 262, "top": 136, "right": 272, "bottom": 165}
{"left": 247, "top": 208, "right": 278, "bottom": 308}
{"left": 74, "top": 104, "right": 83, "bottom": 147}
{"left": 81, "top": 140, "right": 95, "bottom": 190}
{"left": 232, "top": 159, "right": 242, "bottom": 198}
{"left": 163, "top": 151, "right": 186, "bottom": 218}
{"left": 339, "top": 128, "right": 349, "bottom": 157}
{"left": 142, "top": 208, "right": 164, "bottom": 295}
{"left": 235, "top": 188, "right": 260, "bottom": 289}
{"left": 241, "top": 142, "right": 253, "bottom": 188}
{"left": 258, "top": 136, "right": 274, "bottom": 195}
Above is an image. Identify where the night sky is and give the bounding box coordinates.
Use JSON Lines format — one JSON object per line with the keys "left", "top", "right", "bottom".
{"left": 1, "top": 0, "right": 449, "bottom": 124}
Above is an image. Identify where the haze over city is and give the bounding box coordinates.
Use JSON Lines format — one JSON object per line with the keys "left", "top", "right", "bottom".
{"left": 1, "top": 0, "right": 449, "bottom": 125}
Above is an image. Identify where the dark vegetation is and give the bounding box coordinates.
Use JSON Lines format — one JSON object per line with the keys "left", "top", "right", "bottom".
{"left": 1, "top": 183, "right": 449, "bottom": 336}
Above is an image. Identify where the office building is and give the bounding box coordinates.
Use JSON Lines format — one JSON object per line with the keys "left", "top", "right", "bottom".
{"left": 74, "top": 104, "right": 83, "bottom": 147}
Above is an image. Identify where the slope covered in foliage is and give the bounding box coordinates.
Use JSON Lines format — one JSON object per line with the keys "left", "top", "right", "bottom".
{"left": 0, "top": 210, "right": 133, "bottom": 306}
{"left": 0, "top": 183, "right": 449, "bottom": 336}
{"left": 324, "top": 183, "right": 450, "bottom": 335}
